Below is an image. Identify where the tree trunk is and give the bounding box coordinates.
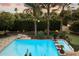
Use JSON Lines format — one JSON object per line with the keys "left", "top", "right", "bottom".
{"left": 47, "top": 4, "right": 50, "bottom": 36}
{"left": 47, "top": 20, "right": 50, "bottom": 36}
{"left": 34, "top": 20, "right": 37, "bottom": 36}
{"left": 60, "top": 18, "right": 63, "bottom": 32}
{"left": 60, "top": 6, "right": 65, "bottom": 32}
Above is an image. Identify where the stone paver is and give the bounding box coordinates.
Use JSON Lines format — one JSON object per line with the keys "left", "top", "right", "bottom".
{"left": 0, "top": 35, "right": 16, "bottom": 52}
{"left": 65, "top": 51, "right": 79, "bottom": 56}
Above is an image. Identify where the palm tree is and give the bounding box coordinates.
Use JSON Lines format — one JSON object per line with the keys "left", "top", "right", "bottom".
{"left": 24, "top": 3, "right": 41, "bottom": 36}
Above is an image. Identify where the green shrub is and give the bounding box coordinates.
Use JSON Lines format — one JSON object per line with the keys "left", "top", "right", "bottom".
{"left": 37, "top": 21, "right": 47, "bottom": 31}
{"left": 50, "top": 20, "right": 61, "bottom": 31}
{"left": 0, "top": 12, "right": 61, "bottom": 32}
{"left": 11, "top": 20, "right": 34, "bottom": 31}
{"left": 70, "top": 21, "right": 79, "bottom": 32}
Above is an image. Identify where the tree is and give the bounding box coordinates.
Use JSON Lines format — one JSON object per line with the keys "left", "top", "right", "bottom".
{"left": 0, "top": 12, "right": 15, "bottom": 31}
{"left": 59, "top": 3, "right": 71, "bottom": 31}
{"left": 60, "top": 10, "right": 72, "bottom": 25}
{"left": 24, "top": 3, "right": 41, "bottom": 36}
{"left": 42, "top": 4, "right": 51, "bottom": 36}
{"left": 72, "top": 8, "right": 79, "bottom": 21}
{"left": 24, "top": 3, "right": 71, "bottom": 36}
{"left": 70, "top": 21, "right": 79, "bottom": 33}
{"left": 40, "top": 3, "right": 63, "bottom": 35}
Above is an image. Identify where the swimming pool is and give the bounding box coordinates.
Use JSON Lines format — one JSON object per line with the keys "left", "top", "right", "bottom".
{"left": 0, "top": 39, "right": 59, "bottom": 56}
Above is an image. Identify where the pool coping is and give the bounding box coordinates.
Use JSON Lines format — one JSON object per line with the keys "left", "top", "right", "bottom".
{"left": 56, "top": 39, "right": 74, "bottom": 52}
{"left": 63, "top": 40, "right": 74, "bottom": 51}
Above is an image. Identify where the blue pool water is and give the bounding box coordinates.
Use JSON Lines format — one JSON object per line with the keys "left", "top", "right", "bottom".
{"left": 0, "top": 39, "right": 59, "bottom": 56}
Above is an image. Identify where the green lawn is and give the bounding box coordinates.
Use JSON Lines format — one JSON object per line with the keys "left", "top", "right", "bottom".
{"left": 68, "top": 34, "right": 79, "bottom": 45}
{"left": 67, "top": 34, "right": 79, "bottom": 51}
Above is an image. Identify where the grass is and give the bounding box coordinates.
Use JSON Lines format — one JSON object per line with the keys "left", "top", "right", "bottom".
{"left": 68, "top": 33, "right": 79, "bottom": 45}
{"left": 67, "top": 33, "right": 79, "bottom": 51}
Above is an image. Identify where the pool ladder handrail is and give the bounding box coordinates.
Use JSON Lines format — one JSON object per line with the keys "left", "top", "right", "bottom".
{"left": 25, "top": 49, "right": 32, "bottom": 56}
